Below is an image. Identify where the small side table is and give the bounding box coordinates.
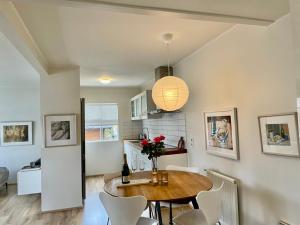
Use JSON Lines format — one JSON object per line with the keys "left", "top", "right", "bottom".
{"left": 17, "top": 167, "right": 41, "bottom": 195}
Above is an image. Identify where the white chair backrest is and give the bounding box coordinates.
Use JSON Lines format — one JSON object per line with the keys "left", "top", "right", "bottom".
{"left": 196, "top": 182, "right": 224, "bottom": 225}
{"left": 99, "top": 192, "right": 147, "bottom": 225}
{"left": 166, "top": 165, "right": 200, "bottom": 174}
{"left": 103, "top": 172, "right": 121, "bottom": 183}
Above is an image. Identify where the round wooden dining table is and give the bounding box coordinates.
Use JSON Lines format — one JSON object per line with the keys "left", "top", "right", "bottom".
{"left": 104, "top": 170, "right": 213, "bottom": 225}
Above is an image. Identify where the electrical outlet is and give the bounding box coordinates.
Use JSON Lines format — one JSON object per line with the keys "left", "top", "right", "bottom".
{"left": 279, "top": 220, "right": 290, "bottom": 225}
{"left": 189, "top": 137, "right": 194, "bottom": 148}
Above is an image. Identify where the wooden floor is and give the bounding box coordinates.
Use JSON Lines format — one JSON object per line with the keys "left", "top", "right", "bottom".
{"left": 0, "top": 176, "right": 190, "bottom": 225}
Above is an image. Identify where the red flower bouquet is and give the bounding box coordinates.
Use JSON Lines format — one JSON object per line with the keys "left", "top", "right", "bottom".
{"left": 141, "top": 135, "right": 165, "bottom": 171}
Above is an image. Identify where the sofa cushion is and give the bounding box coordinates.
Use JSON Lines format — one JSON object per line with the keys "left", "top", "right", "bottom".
{"left": 0, "top": 167, "right": 9, "bottom": 186}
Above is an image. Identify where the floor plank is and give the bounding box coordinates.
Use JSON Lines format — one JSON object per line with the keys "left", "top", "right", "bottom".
{"left": 0, "top": 176, "right": 190, "bottom": 225}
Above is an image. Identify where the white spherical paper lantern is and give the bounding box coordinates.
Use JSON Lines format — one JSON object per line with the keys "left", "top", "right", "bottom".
{"left": 152, "top": 76, "right": 189, "bottom": 111}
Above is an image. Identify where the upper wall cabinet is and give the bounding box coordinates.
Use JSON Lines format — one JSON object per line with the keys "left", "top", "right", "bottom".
{"left": 131, "top": 90, "right": 157, "bottom": 120}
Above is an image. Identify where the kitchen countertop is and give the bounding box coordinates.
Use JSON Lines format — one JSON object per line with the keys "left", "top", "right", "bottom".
{"left": 124, "top": 140, "right": 187, "bottom": 155}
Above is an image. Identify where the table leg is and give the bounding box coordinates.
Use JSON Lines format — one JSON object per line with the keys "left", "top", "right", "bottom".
{"left": 191, "top": 198, "right": 199, "bottom": 209}
{"left": 155, "top": 201, "right": 163, "bottom": 225}
{"left": 169, "top": 202, "right": 173, "bottom": 225}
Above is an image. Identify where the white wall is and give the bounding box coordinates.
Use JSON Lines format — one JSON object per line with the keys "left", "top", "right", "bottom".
{"left": 0, "top": 86, "right": 41, "bottom": 183}
{"left": 290, "top": 0, "right": 300, "bottom": 74}
{"left": 80, "top": 87, "right": 141, "bottom": 175}
{"left": 290, "top": 0, "right": 300, "bottom": 99}
{"left": 175, "top": 15, "right": 300, "bottom": 225}
{"left": 40, "top": 69, "right": 82, "bottom": 212}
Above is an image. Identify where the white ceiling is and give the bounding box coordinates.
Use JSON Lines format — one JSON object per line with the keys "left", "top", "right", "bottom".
{"left": 0, "top": 32, "right": 39, "bottom": 87}
{"left": 14, "top": 3, "right": 235, "bottom": 87}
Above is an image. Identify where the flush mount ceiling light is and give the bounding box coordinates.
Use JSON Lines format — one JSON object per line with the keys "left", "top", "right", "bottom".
{"left": 152, "top": 33, "right": 189, "bottom": 111}
{"left": 98, "top": 76, "right": 112, "bottom": 84}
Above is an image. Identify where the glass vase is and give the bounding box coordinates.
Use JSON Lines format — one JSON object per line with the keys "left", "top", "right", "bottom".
{"left": 152, "top": 157, "right": 158, "bottom": 172}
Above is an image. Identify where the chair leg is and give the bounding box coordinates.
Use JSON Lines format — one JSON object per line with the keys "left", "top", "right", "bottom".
{"left": 191, "top": 198, "right": 199, "bottom": 209}
{"left": 169, "top": 202, "right": 173, "bottom": 225}
{"left": 154, "top": 203, "right": 158, "bottom": 219}
{"left": 155, "top": 201, "right": 163, "bottom": 225}
{"left": 5, "top": 183, "right": 8, "bottom": 190}
{"left": 149, "top": 203, "right": 152, "bottom": 218}
{"left": 106, "top": 217, "right": 109, "bottom": 225}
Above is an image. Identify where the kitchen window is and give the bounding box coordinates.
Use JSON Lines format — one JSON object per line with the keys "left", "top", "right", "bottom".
{"left": 85, "top": 103, "right": 119, "bottom": 142}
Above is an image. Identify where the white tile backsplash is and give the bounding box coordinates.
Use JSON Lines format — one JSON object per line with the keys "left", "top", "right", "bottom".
{"left": 121, "top": 120, "right": 142, "bottom": 140}
{"left": 142, "top": 112, "right": 186, "bottom": 147}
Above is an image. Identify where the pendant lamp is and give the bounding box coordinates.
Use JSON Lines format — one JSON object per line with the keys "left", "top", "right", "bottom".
{"left": 152, "top": 33, "right": 189, "bottom": 111}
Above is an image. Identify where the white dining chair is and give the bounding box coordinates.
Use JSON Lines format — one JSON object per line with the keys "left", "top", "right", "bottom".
{"left": 103, "top": 172, "right": 121, "bottom": 183}
{"left": 103, "top": 172, "right": 153, "bottom": 224}
{"left": 103, "top": 172, "right": 121, "bottom": 225}
{"left": 155, "top": 165, "right": 200, "bottom": 224}
{"left": 173, "top": 183, "right": 224, "bottom": 225}
{"left": 166, "top": 165, "right": 201, "bottom": 174}
{"left": 99, "top": 192, "right": 158, "bottom": 225}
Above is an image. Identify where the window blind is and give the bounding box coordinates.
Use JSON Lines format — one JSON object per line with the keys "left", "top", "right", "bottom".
{"left": 85, "top": 103, "right": 118, "bottom": 126}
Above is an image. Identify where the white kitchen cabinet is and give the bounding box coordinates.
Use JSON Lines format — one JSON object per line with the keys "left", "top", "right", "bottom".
{"left": 124, "top": 142, "right": 133, "bottom": 167}
{"left": 131, "top": 149, "right": 139, "bottom": 170}
{"left": 17, "top": 167, "right": 41, "bottom": 195}
{"left": 124, "top": 141, "right": 187, "bottom": 172}
{"left": 130, "top": 90, "right": 158, "bottom": 120}
{"left": 139, "top": 153, "right": 152, "bottom": 171}
{"left": 131, "top": 100, "right": 136, "bottom": 119}
{"left": 131, "top": 95, "right": 141, "bottom": 120}
{"left": 141, "top": 92, "right": 147, "bottom": 118}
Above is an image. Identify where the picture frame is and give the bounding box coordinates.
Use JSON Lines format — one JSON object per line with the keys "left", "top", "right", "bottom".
{"left": 0, "top": 121, "right": 33, "bottom": 146}
{"left": 258, "top": 113, "right": 300, "bottom": 157}
{"left": 204, "top": 108, "right": 239, "bottom": 160}
{"left": 44, "top": 114, "right": 77, "bottom": 148}
{"left": 279, "top": 220, "right": 290, "bottom": 225}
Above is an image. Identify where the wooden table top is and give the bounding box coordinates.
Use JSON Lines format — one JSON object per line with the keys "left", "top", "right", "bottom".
{"left": 104, "top": 170, "right": 213, "bottom": 202}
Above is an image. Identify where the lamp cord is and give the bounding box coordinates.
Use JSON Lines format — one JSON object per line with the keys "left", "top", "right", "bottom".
{"left": 166, "top": 42, "right": 170, "bottom": 76}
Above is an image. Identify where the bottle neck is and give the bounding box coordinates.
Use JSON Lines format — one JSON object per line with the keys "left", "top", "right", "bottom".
{"left": 123, "top": 154, "right": 128, "bottom": 165}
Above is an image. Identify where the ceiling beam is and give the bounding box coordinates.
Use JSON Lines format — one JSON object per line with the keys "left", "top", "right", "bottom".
{"left": 0, "top": 1, "right": 48, "bottom": 76}
{"left": 9, "top": 0, "right": 289, "bottom": 26}
{"left": 65, "top": 0, "right": 274, "bottom": 25}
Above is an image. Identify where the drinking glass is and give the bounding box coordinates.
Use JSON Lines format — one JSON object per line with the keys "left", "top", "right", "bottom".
{"left": 151, "top": 172, "right": 159, "bottom": 185}
{"left": 139, "top": 159, "right": 145, "bottom": 171}
{"left": 161, "top": 171, "right": 168, "bottom": 185}
{"left": 131, "top": 158, "right": 137, "bottom": 173}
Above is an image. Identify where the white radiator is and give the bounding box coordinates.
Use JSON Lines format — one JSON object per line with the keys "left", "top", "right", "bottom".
{"left": 206, "top": 169, "right": 239, "bottom": 225}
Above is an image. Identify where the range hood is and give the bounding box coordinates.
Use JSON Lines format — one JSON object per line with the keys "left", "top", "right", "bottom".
{"left": 149, "top": 66, "right": 180, "bottom": 114}
{"left": 155, "top": 66, "right": 173, "bottom": 81}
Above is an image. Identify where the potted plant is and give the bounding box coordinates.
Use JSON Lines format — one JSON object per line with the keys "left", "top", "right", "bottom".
{"left": 141, "top": 135, "right": 165, "bottom": 172}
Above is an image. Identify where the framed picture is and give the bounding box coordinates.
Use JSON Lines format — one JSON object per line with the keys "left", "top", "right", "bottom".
{"left": 258, "top": 113, "right": 300, "bottom": 157}
{"left": 279, "top": 220, "right": 290, "bottom": 225}
{"left": 0, "top": 122, "right": 33, "bottom": 146}
{"left": 44, "top": 114, "right": 77, "bottom": 147}
{"left": 204, "top": 108, "right": 239, "bottom": 160}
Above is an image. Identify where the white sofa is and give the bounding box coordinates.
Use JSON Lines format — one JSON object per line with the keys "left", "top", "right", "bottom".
{"left": 0, "top": 167, "right": 9, "bottom": 190}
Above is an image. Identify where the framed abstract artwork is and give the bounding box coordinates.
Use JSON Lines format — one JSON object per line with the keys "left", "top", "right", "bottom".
{"left": 258, "top": 113, "right": 300, "bottom": 157}
{"left": 204, "top": 108, "right": 239, "bottom": 160}
{"left": 0, "top": 121, "right": 33, "bottom": 146}
{"left": 44, "top": 114, "right": 77, "bottom": 147}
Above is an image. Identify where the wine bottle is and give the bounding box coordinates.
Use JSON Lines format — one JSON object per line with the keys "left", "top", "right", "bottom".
{"left": 122, "top": 153, "right": 130, "bottom": 184}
